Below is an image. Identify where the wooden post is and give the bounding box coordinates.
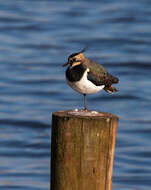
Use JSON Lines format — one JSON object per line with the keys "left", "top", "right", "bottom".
{"left": 51, "top": 110, "right": 118, "bottom": 190}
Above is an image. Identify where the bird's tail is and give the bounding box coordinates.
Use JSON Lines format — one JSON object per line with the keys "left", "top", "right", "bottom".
{"left": 110, "top": 75, "right": 119, "bottom": 84}
{"left": 104, "top": 85, "right": 118, "bottom": 94}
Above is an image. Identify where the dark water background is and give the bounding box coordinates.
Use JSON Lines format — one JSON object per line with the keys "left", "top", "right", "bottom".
{"left": 0, "top": 0, "right": 151, "bottom": 189}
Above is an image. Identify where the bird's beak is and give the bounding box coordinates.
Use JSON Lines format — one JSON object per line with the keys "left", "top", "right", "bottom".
{"left": 62, "top": 62, "right": 69, "bottom": 67}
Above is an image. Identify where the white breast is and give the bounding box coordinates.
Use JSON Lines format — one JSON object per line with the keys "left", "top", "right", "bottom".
{"left": 66, "top": 68, "right": 104, "bottom": 94}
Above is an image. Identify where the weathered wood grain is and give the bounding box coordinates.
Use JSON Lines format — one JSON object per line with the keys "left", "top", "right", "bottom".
{"left": 51, "top": 110, "right": 118, "bottom": 190}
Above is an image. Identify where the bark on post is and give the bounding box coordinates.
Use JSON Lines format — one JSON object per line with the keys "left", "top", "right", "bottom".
{"left": 51, "top": 110, "right": 118, "bottom": 190}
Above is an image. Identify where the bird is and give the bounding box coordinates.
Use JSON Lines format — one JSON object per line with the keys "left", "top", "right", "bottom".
{"left": 63, "top": 48, "right": 119, "bottom": 111}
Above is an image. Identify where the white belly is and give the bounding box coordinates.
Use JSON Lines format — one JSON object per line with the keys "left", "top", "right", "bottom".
{"left": 66, "top": 69, "right": 104, "bottom": 94}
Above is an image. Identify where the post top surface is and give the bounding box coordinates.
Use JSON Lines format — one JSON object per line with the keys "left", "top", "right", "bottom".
{"left": 53, "top": 109, "right": 118, "bottom": 120}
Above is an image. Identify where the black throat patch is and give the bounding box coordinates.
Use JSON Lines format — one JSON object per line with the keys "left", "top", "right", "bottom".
{"left": 66, "top": 64, "right": 86, "bottom": 82}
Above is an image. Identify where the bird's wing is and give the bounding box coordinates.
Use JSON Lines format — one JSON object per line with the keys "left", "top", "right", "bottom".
{"left": 84, "top": 59, "right": 119, "bottom": 86}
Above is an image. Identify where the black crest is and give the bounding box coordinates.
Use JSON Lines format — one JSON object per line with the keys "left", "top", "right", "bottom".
{"left": 68, "top": 47, "right": 87, "bottom": 59}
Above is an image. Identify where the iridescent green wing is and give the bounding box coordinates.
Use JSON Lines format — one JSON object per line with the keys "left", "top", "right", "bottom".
{"left": 84, "top": 59, "right": 108, "bottom": 86}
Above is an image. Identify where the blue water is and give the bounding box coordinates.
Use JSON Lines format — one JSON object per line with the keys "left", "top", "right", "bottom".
{"left": 0, "top": 0, "right": 151, "bottom": 189}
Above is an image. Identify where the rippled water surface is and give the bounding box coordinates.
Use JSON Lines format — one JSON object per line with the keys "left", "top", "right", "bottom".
{"left": 1, "top": 0, "right": 151, "bottom": 189}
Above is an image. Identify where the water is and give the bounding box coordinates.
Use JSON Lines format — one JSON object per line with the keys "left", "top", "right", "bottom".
{"left": 0, "top": 0, "right": 151, "bottom": 189}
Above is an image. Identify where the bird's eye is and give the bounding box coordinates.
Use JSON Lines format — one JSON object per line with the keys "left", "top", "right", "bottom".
{"left": 69, "top": 58, "right": 76, "bottom": 64}
{"left": 69, "top": 59, "right": 73, "bottom": 64}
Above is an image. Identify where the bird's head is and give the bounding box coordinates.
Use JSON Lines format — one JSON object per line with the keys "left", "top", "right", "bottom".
{"left": 63, "top": 48, "right": 86, "bottom": 67}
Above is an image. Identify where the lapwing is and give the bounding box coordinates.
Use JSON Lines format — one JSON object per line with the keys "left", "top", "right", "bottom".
{"left": 63, "top": 49, "right": 119, "bottom": 111}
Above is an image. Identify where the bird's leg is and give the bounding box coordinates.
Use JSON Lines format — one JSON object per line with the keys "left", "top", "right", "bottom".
{"left": 83, "top": 94, "right": 88, "bottom": 111}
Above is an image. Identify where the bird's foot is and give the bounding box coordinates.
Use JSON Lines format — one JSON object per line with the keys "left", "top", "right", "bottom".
{"left": 83, "top": 108, "right": 88, "bottom": 112}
